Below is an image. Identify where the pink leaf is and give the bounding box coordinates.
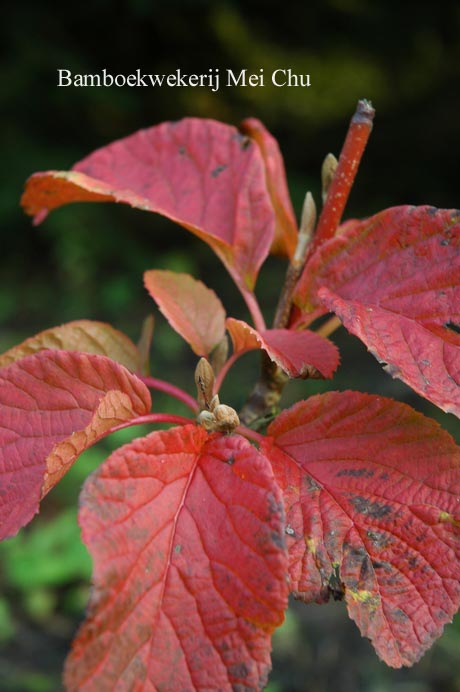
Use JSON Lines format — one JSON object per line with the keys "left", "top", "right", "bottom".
{"left": 294, "top": 206, "right": 460, "bottom": 414}
{"left": 21, "top": 119, "right": 276, "bottom": 290}
{"left": 64, "top": 425, "right": 288, "bottom": 691}
{"left": 144, "top": 270, "right": 226, "bottom": 356}
{"left": 261, "top": 390, "right": 460, "bottom": 667}
{"left": 0, "top": 320, "right": 142, "bottom": 372}
{"left": 240, "top": 118, "right": 298, "bottom": 258}
{"left": 226, "top": 317, "right": 339, "bottom": 378}
{"left": 0, "top": 350, "right": 151, "bottom": 540}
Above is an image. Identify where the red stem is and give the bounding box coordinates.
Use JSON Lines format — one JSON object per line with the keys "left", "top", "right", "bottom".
{"left": 141, "top": 376, "right": 198, "bottom": 413}
{"left": 312, "top": 99, "right": 375, "bottom": 250}
{"left": 110, "top": 412, "right": 193, "bottom": 434}
{"left": 236, "top": 424, "right": 265, "bottom": 444}
{"left": 240, "top": 285, "right": 266, "bottom": 332}
{"left": 214, "top": 349, "right": 249, "bottom": 393}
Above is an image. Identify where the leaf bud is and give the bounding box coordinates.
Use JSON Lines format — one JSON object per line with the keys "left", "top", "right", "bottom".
{"left": 213, "top": 404, "right": 240, "bottom": 433}
{"left": 194, "top": 357, "right": 215, "bottom": 410}
{"left": 294, "top": 191, "right": 317, "bottom": 267}
{"left": 321, "top": 153, "right": 338, "bottom": 204}
{"left": 196, "top": 409, "right": 217, "bottom": 431}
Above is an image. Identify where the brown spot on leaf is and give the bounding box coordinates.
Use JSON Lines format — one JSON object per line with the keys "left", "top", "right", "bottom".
{"left": 211, "top": 164, "right": 228, "bottom": 178}
{"left": 304, "top": 475, "right": 322, "bottom": 492}
{"left": 392, "top": 608, "right": 409, "bottom": 622}
{"left": 359, "top": 555, "right": 373, "bottom": 581}
{"left": 336, "top": 468, "right": 374, "bottom": 478}
{"left": 350, "top": 496, "right": 392, "bottom": 519}
{"left": 270, "top": 531, "right": 285, "bottom": 550}
{"left": 371, "top": 560, "right": 392, "bottom": 570}
{"left": 366, "top": 530, "right": 391, "bottom": 550}
{"left": 229, "top": 663, "right": 250, "bottom": 679}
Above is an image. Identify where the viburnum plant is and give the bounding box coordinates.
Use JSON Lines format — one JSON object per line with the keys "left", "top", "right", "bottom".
{"left": 2, "top": 99, "right": 460, "bottom": 691}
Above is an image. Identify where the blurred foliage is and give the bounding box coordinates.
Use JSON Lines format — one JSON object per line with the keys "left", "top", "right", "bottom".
{"left": 2, "top": 0, "right": 460, "bottom": 689}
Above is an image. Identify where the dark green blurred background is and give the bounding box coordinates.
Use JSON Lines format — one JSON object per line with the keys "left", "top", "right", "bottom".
{"left": 1, "top": 1, "right": 460, "bottom": 690}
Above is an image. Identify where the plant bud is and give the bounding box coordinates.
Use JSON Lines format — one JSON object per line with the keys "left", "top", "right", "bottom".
{"left": 196, "top": 409, "right": 217, "bottom": 431}
{"left": 213, "top": 404, "right": 240, "bottom": 433}
{"left": 294, "top": 191, "right": 317, "bottom": 267}
{"left": 321, "top": 153, "right": 338, "bottom": 203}
{"left": 194, "top": 357, "right": 215, "bottom": 410}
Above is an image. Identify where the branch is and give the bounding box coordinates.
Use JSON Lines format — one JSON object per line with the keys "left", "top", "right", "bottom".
{"left": 273, "top": 191, "right": 317, "bottom": 329}
{"left": 214, "top": 349, "right": 245, "bottom": 393}
{"left": 109, "top": 412, "right": 193, "bottom": 434}
{"left": 239, "top": 352, "right": 288, "bottom": 427}
{"left": 239, "top": 100, "right": 375, "bottom": 426}
{"left": 141, "top": 376, "right": 198, "bottom": 413}
{"left": 239, "top": 285, "right": 266, "bottom": 332}
{"left": 312, "top": 99, "right": 375, "bottom": 249}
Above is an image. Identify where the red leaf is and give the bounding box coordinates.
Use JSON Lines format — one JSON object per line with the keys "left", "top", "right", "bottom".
{"left": 144, "top": 270, "right": 226, "bottom": 356}
{"left": 0, "top": 350, "right": 151, "bottom": 540}
{"left": 293, "top": 206, "right": 460, "bottom": 414}
{"left": 64, "top": 425, "right": 288, "bottom": 691}
{"left": 240, "top": 118, "right": 298, "bottom": 258}
{"left": 0, "top": 319, "right": 142, "bottom": 372}
{"left": 261, "top": 391, "right": 460, "bottom": 667}
{"left": 226, "top": 317, "right": 339, "bottom": 378}
{"left": 21, "top": 119, "right": 276, "bottom": 290}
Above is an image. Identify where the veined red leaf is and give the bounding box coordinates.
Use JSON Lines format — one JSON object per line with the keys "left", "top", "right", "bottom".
{"left": 319, "top": 288, "right": 460, "bottom": 416}
{"left": 240, "top": 118, "right": 298, "bottom": 258}
{"left": 21, "top": 118, "right": 276, "bottom": 290}
{"left": 144, "top": 270, "right": 226, "bottom": 356}
{"left": 261, "top": 391, "right": 460, "bottom": 667}
{"left": 0, "top": 320, "right": 142, "bottom": 372}
{"left": 226, "top": 317, "right": 339, "bottom": 378}
{"left": 64, "top": 425, "right": 288, "bottom": 691}
{"left": 293, "top": 206, "right": 460, "bottom": 415}
{"left": 0, "top": 350, "right": 151, "bottom": 541}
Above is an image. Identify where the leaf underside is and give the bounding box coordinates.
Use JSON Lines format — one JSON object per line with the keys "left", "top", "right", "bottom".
{"left": 21, "top": 118, "right": 276, "bottom": 291}
{"left": 144, "top": 270, "right": 226, "bottom": 357}
{"left": 0, "top": 350, "right": 151, "bottom": 540}
{"left": 65, "top": 426, "right": 288, "bottom": 691}
{"left": 226, "top": 317, "right": 339, "bottom": 379}
{"left": 261, "top": 390, "right": 460, "bottom": 667}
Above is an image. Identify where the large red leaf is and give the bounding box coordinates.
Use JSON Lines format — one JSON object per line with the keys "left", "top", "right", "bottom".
{"left": 0, "top": 350, "right": 151, "bottom": 541}
{"left": 226, "top": 317, "right": 339, "bottom": 378}
{"left": 144, "top": 270, "right": 226, "bottom": 356}
{"left": 21, "top": 118, "right": 276, "bottom": 290}
{"left": 0, "top": 320, "right": 142, "bottom": 372}
{"left": 293, "top": 206, "right": 460, "bottom": 415}
{"left": 261, "top": 391, "right": 460, "bottom": 667}
{"left": 64, "top": 425, "right": 288, "bottom": 691}
{"left": 240, "top": 118, "right": 298, "bottom": 258}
